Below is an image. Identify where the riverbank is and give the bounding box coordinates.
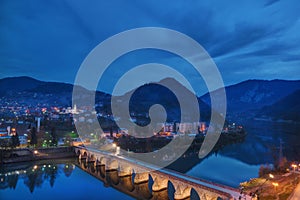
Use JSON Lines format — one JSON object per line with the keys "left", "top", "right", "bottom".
{"left": 240, "top": 172, "right": 300, "bottom": 199}
{"left": 0, "top": 146, "right": 76, "bottom": 164}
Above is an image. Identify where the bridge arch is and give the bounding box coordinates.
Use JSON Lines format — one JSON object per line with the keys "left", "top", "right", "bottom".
{"left": 83, "top": 151, "right": 88, "bottom": 158}
{"left": 168, "top": 180, "right": 175, "bottom": 199}
{"left": 76, "top": 149, "right": 81, "bottom": 156}
{"left": 190, "top": 188, "right": 200, "bottom": 200}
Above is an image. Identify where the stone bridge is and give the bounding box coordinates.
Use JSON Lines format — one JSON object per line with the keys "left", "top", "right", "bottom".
{"left": 74, "top": 146, "right": 249, "bottom": 200}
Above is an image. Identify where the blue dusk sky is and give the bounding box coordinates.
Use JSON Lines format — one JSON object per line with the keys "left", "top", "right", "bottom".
{"left": 0, "top": 0, "right": 300, "bottom": 95}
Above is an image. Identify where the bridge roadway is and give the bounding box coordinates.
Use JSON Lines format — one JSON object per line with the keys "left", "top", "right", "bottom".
{"left": 74, "top": 146, "right": 252, "bottom": 200}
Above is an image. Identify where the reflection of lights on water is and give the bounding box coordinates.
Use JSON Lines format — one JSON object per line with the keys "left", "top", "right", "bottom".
{"left": 1, "top": 178, "right": 3, "bottom": 182}
{"left": 1, "top": 163, "right": 75, "bottom": 179}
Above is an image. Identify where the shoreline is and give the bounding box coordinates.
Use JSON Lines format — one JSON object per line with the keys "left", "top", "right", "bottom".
{"left": 0, "top": 146, "right": 76, "bottom": 164}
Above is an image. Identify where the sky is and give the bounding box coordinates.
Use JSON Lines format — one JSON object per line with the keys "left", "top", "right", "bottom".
{"left": 0, "top": 0, "right": 300, "bottom": 95}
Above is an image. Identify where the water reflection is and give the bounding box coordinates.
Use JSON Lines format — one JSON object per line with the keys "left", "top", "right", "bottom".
{"left": 0, "top": 161, "right": 75, "bottom": 193}
{"left": 219, "top": 120, "right": 300, "bottom": 164}
{"left": 76, "top": 159, "right": 175, "bottom": 200}
{"left": 0, "top": 159, "right": 134, "bottom": 200}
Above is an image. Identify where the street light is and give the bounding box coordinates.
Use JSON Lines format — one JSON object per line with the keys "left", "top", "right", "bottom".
{"left": 272, "top": 182, "right": 279, "bottom": 192}
{"left": 269, "top": 174, "right": 274, "bottom": 179}
{"left": 292, "top": 164, "right": 297, "bottom": 171}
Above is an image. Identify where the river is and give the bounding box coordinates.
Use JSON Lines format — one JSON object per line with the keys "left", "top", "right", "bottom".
{"left": 186, "top": 120, "right": 300, "bottom": 187}
{"left": 0, "top": 159, "right": 134, "bottom": 200}
{"left": 1, "top": 120, "right": 299, "bottom": 199}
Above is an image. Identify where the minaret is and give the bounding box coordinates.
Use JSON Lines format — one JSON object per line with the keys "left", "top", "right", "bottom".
{"left": 37, "top": 117, "right": 41, "bottom": 132}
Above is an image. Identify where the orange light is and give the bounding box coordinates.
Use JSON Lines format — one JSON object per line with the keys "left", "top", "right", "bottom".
{"left": 272, "top": 182, "right": 279, "bottom": 187}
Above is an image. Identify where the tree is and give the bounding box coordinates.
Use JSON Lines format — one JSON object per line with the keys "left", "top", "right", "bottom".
{"left": 258, "top": 164, "right": 272, "bottom": 177}
{"left": 110, "top": 126, "right": 113, "bottom": 137}
{"left": 50, "top": 127, "right": 57, "bottom": 146}
{"left": 11, "top": 131, "right": 20, "bottom": 148}
{"left": 30, "top": 127, "right": 37, "bottom": 147}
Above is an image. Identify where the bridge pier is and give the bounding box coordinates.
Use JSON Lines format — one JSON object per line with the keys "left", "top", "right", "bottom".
{"left": 134, "top": 172, "right": 149, "bottom": 184}
{"left": 78, "top": 153, "right": 87, "bottom": 160}
{"left": 195, "top": 189, "right": 224, "bottom": 200}
{"left": 118, "top": 165, "right": 133, "bottom": 177}
{"left": 152, "top": 175, "right": 168, "bottom": 192}
{"left": 174, "top": 183, "right": 191, "bottom": 200}
{"left": 87, "top": 154, "right": 96, "bottom": 163}
{"left": 94, "top": 159, "right": 104, "bottom": 167}
{"left": 106, "top": 159, "right": 118, "bottom": 171}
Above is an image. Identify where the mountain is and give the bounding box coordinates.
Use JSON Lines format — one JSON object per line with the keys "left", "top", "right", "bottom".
{"left": 0, "top": 76, "right": 110, "bottom": 107}
{"left": 121, "top": 77, "right": 212, "bottom": 123}
{"left": 0, "top": 76, "right": 75, "bottom": 106}
{"left": 201, "top": 80, "right": 300, "bottom": 117}
{"left": 0, "top": 76, "right": 43, "bottom": 96}
{"left": 257, "top": 89, "right": 300, "bottom": 122}
{"left": 1, "top": 76, "right": 299, "bottom": 122}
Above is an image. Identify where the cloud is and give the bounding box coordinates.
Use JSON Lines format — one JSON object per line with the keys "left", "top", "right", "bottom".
{"left": 0, "top": 0, "right": 299, "bottom": 94}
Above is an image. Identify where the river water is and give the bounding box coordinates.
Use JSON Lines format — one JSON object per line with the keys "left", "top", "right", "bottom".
{"left": 186, "top": 120, "right": 300, "bottom": 187}
{"left": 0, "top": 159, "right": 134, "bottom": 200}
{"left": 1, "top": 120, "right": 299, "bottom": 199}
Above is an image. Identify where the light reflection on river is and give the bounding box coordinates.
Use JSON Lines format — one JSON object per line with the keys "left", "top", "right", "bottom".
{"left": 185, "top": 120, "right": 300, "bottom": 187}
{"left": 0, "top": 159, "right": 134, "bottom": 200}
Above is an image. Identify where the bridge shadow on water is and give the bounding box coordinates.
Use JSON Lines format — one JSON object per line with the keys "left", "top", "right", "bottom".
{"left": 76, "top": 159, "right": 201, "bottom": 200}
